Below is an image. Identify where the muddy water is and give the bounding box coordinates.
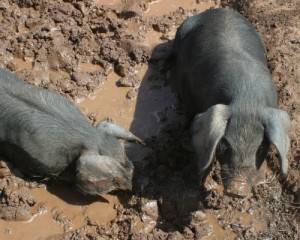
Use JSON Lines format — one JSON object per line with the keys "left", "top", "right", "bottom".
{"left": 78, "top": 70, "right": 140, "bottom": 132}
{"left": 95, "top": 0, "right": 120, "bottom": 6}
{"left": 204, "top": 208, "right": 267, "bottom": 239}
{"left": 205, "top": 212, "right": 236, "bottom": 239}
{"left": 0, "top": 183, "right": 119, "bottom": 240}
{"left": 78, "top": 66, "right": 179, "bottom": 140}
{"left": 78, "top": 63, "right": 103, "bottom": 73}
{"left": 11, "top": 58, "right": 33, "bottom": 71}
{"left": 145, "top": 0, "right": 215, "bottom": 16}
{"left": 95, "top": 0, "right": 215, "bottom": 16}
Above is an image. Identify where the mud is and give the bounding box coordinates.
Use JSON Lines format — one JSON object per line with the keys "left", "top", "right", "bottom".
{"left": 0, "top": 0, "right": 299, "bottom": 239}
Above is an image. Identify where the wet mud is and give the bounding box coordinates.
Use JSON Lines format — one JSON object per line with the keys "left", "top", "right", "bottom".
{"left": 0, "top": 0, "right": 299, "bottom": 239}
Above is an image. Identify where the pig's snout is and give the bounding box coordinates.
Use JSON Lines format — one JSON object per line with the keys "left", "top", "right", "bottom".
{"left": 224, "top": 173, "right": 252, "bottom": 198}
{"left": 223, "top": 167, "right": 266, "bottom": 198}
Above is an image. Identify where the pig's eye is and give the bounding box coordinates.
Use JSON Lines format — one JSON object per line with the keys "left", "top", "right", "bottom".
{"left": 256, "top": 136, "right": 269, "bottom": 156}
{"left": 256, "top": 136, "right": 270, "bottom": 169}
{"left": 257, "top": 144, "right": 264, "bottom": 155}
{"left": 217, "top": 139, "right": 232, "bottom": 165}
{"left": 218, "top": 142, "right": 227, "bottom": 154}
{"left": 217, "top": 138, "right": 231, "bottom": 155}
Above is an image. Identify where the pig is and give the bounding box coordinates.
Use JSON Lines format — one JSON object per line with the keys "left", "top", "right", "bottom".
{"left": 171, "top": 8, "right": 291, "bottom": 198}
{"left": 0, "top": 68, "right": 143, "bottom": 195}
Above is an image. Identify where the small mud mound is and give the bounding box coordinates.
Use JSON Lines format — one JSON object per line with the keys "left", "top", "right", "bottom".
{"left": 0, "top": 160, "right": 37, "bottom": 221}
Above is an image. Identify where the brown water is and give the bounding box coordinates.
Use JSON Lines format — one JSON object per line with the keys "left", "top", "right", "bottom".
{"left": 78, "top": 63, "right": 103, "bottom": 73}
{"left": 94, "top": 0, "right": 215, "bottom": 16}
{"left": 206, "top": 211, "right": 237, "bottom": 239}
{"left": 205, "top": 208, "right": 267, "bottom": 239}
{"left": 11, "top": 58, "right": 33, "bottom": 71}
{"left": 78, "top": 66, "right": 179, "bottom": 140}
{"left": 94, "top": 0, "right": 120, "bottom": 6}
{"left": 0, "top": 183, "right": 118, "bottom": 240}
{"left": 145, "top": 0, "right": 215, "bottom": 16}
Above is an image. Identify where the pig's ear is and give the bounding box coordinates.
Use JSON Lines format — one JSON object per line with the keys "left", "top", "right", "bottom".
{"left": 192, "top": 104, "right": 230, "bottom": 173}
{"left": 263, "top": 108, "right": 291, "bottom": 174}
{"left": 96, "top": 121, "right": 145, "bottom": 145}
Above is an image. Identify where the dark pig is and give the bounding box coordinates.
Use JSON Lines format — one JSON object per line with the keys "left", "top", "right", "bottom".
{"left": 172, "top": 8, "right": 291, "bottom": 198}
{"left": 0, "top": 68, "right": 142, "bottom": 195}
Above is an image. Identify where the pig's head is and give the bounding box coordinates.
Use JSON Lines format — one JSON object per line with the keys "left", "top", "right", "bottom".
{"left": 75, "top": 151, "right": 134, "bottom": 195}
{"left": 192, "top": 104, "right": 291, "bottom": 198}
{"left": 74, "top": 121, "right": 143, "bottom": 195}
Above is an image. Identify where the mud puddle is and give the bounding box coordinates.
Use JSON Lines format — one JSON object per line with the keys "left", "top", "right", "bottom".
{"left": 95, "top": 0, "right": 215, "bottom": 16}
{"left": 10, "top": 58, "right": 33, "bottom": 71}
{"left": 145, "top": 0, "right": 215, "bottom": 16}
{"left": 78, "top": 65, "right": 179, "bottom": 140}
{"left": 0, "top": 183, "right": 118, "bottom": 239}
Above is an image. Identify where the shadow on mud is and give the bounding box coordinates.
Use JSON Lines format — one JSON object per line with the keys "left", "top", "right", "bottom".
{"left": 127, "top": 42, "right": 206, "bottom": 232}
{"left": 47, "top": 181, "right": 110, "bottom": 205}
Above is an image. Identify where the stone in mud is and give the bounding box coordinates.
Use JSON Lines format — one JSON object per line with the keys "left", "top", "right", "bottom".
{"left": 182, "top": 227, "right": 194, "bottom": 239}
{"left": 0, "top": 175, "right": 36, "bottom": 221}
{"left": 115, "top": 63, "right": 130, "bottom": 77}
{"left": 59, "top": 78, "right": 76, "bottom": 93}
{"left": 194, "top": 224, "right": 213, "bottom": 239}
{"left": 25, "top": 19, "right": 45, "bottom": 30}
{"left": 121, "top": 0, "right": 150, "bottom": 17}
{"left": 71, "top": 72, "right": 91, "bottom": 86}
{"left": 87, "top": 112, "right": 97, "bottom": 123}
{"left": 141, "top": 200, "right": 159, "bottom": 220}
{"left": 103, "top": 63, "right": 114, "bottom": 76}
{"left": 6, "top": 61, "right": 18, "bottom": 72}
{"left": 0, "top": 164, "right": 10, "bottom": 177}
{"left": 0, "top": 205, "right": 32, "bottom": 221}
{"left": 167, "top": 231, "right": 184, "bottom": 240}
{"left": 32, "top": 63, "right": 51, "bottom": 85}
{"left": 0, "top": 0, "right": 9, "bottom": 10}
{"left": 126, "top": 88, "right": 138, "bottom": 99}
{"left": 152, "top": 21, "right": 172, "bottom": 34}
{"left": 117, "top": 75, "right": 139, "bottom": 87}
{"left": 52, "top": 208, "right": 72, "bottom": 230}
{"left": 48, "top": 46, "right": 75, "bottom": 73}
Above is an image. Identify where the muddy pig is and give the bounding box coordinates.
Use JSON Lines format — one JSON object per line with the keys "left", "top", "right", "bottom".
{"left": 0, "top": 68, "right": 143, "bottom": 195}
{"left": 171, "top": 8, "right": 291, "bottom": 198}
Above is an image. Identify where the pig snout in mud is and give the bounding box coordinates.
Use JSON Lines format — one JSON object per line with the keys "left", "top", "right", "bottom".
{"left": 0, "top": 68, "right": 143, "bottom": 195}
{"left": 172, "top": 8, "right": 291, "bottom": 198}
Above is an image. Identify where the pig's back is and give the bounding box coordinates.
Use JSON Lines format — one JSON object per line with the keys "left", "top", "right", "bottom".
{"left": 172, "top": 8, "right": 277, "bottom": 113}
{"left": 0, "top": 68, "right": 98, "bottom": 176}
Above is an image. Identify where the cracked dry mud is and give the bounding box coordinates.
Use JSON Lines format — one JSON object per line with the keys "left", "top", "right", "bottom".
{"left": 0, "top": 0, "right": 299, "bottom": 239}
